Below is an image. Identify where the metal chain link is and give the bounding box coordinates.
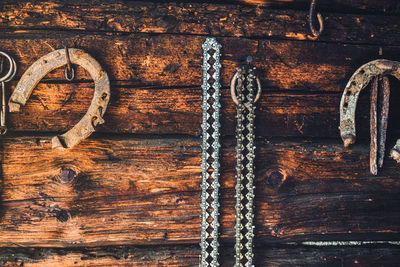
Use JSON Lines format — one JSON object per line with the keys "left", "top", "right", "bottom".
{"left": 234, "top": 65, "right": 257, "bottom": 267}
{"left": 200, "top": 37, "right": 222, "bottom": 267}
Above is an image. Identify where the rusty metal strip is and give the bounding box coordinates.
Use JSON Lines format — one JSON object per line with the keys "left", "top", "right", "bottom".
{"left": 9, "top": 48, "right": 110, "bottom": 149}
{"left": 339, "top": 59, "right": 400, "bottom": 172}
{"left": 370, "top": 77, "right": 378, "bottom": 175}
{"left": 378, "top": 76, "right": 390, "bottom": 168}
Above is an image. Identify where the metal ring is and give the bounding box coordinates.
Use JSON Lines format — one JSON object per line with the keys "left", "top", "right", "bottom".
{"left": 0, "top": 126, "right": 7, "bottom": 135}
{"left": 0, "top": 52, "right": 15, "bottom": 82}
{"left": 4, "top": 57, "right": 17, "bottom": 83}
{"left": 0, "top": 56, "right": 4, "bottom": 73}
{"left": 230, "top": 70, "right": 262, "bottom": 105}
{"left": 64, "top": 66, "right": 75, "bottom": 81}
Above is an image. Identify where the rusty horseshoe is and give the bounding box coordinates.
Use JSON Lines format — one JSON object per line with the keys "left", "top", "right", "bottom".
{"left": 339, "top": 59, "right": 400, "bottom": 169}
{"left": 9, "top": 48, "right": 110, "bottom": 149}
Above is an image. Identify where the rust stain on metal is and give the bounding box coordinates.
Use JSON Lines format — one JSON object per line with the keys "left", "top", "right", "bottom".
{"left": 378, "top": 76, "right": 390, "bottom": 168}
{"left": 370, "top": 77, "right": 378, "bottom": 175}
{"left": 9, "top": 48, "right": 110, "bottom": 149}
{"left": 339, "top": 59, "right": 398, "bottom": 174}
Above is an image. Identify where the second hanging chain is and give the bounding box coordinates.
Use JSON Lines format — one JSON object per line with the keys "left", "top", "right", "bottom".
{"left": 231, "top": 63, "right": 261, "bottom": 267}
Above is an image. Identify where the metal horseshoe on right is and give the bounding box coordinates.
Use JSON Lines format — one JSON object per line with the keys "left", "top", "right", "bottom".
{"left": 339, "top": 59, "right": 400, "bottom": 175}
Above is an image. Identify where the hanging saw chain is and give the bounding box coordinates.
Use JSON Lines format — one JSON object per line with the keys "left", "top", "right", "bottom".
{"left": 231, "top": 64, "right": 261, "bottom": 267}
{"left": 200, "top": 37, "right": 222, "bottom": 267}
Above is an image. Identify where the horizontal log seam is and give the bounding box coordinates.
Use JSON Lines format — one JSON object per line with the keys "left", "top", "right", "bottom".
{"left": 0, "top": 134, "right": 369, "bottom": 147}
{"left": 2, "top": 28, "right": 400, "bottom": 47}
{"left": 8, "top": 81, "right": 346, "bottom": 96}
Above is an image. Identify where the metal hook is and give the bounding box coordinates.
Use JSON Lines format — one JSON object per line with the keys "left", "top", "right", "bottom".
{"left": 63, "top": 42, "right": 75, "bottom": 81}
{"left": 309, "top": 0, "right": 324, "bottom": 37}
{"left": 246, "top": 55, "right": 253, "bottom": 65}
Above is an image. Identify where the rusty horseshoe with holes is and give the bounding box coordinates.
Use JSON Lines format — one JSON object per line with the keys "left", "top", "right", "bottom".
{"left": 340, "top": 59, "right": 400, "bottom": 172}
{"left": 8, "top": 48, "right": 110, "bottom": 149}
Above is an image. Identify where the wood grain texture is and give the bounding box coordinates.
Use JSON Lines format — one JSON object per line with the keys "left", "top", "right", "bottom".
{"left": 0, "top": 136, "right": 399, "bottom": 247}
{"left": 1, "top": 0, "right": 400, "bottom": 264}
{"left": 5, "top": 81, "right": 400, "bottom": 138}
{"left": 1, "top": 1, "right": 400, "bottom": 45}
{"left": 1, "top": 244, "right": 400, "bottom": 266}
{"left": 213, "top": 0, "right": 400, "bottom": 14}
{"left": 9, "top": 82, "right": 342, "bottom": 136}
{"left": 0, "top": 246, "right": 199, "bottom": 267}
{"left": 1, "top": 33, "right": 399, "bottom": 90}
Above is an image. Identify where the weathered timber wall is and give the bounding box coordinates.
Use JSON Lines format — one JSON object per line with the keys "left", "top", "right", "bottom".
{"left": 0, "top": 0, "right": 400, "bottom": 266}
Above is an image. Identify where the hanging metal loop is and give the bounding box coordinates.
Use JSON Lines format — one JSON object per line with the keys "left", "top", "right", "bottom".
{"left": 230, "top": 68, "right": 262, "bottom": 106}
{"left": 0, "top": 56, "right": 4, "bottom": 74}
{"left": 309, "top": 0, "right": 324, "bottom": 37}
{"left": 0, "top": 52, "right": 17, "bottom": 83}
{"left": 63, "top": 42, "right": 75, "bottom": 81}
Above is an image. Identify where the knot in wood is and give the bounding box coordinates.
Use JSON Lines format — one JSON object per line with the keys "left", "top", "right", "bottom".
{"left": 60, "top": 168, "right": 76, "bottom": 183}
{"left": 264, "top": 169, "right": 287, "bottom": 189}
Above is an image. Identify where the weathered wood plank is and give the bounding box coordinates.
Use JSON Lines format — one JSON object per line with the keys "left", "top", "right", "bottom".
{"left": 0, "top": 33, "right": 399, "bottom": 89}
{"left": 2, "top": 0, "right": 398, "bottom": 14}
{"left": 1, "top": 1, "right": 400, "bottom": 45}
{"left": 213, "top": 0, "right": 400, "bottom": 14}
{"left": 0, "top": 136, "right": 400, "bottom": 247}
{"left": 0, "top": 245, "right": 199, "bottom": 267}
{"left": 1, "top": 244, "right": 400, "bottom": 266}
{"left": 228, "top": 244, "right": 400, "bottom": 266}
{"left": 6, "top": 82, "right": 400, "bottom": 138}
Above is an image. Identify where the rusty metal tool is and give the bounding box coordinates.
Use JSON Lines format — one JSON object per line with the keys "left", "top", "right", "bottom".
{"left": 9, "top": 48, "right": 110, "bottom": 149}
{"left": 378, "top": 76, "right": 390, "bottom": 168}
{"left": 231, "top": 61, "right": 261, "bottom": 267}
{"left": 339, "top": 59, "right": 398, "bottom": 174}
{"left": 370, "top": 77, "right": 378, "bottom": 175}
{"left": 0, "top": 51, "right": 17, "bottom": 135}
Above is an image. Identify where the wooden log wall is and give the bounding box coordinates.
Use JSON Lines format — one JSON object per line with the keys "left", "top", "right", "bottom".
{"left": 1, "top": 0, "right": 400, "bottom": 265}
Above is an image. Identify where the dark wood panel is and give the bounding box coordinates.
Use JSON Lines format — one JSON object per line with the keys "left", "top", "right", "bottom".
{"left": 7, "top": 81, "right": 400, "bottom": 138}
{"left": 0, "top": 1, "right": 400, "bottom": 45}
{"left": 0, "top": 136, "right": 399, "bottom": 247}
{"left": 0, "top": 245, "right": 199, "bottom": 267}
{"left": 1, "top": 244, "right": 400, "bottom": 266}
{"left": 1, "top": 0, "right": 400, "bottom": 45}
{"left": 7, "top": 82, "right": 341, "bottom": 136}
{"left": 1, "top": 33, "right": 398, "bottom": 90}
{"left": 210, "top": 0, "right": 400, "bottom": 14}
